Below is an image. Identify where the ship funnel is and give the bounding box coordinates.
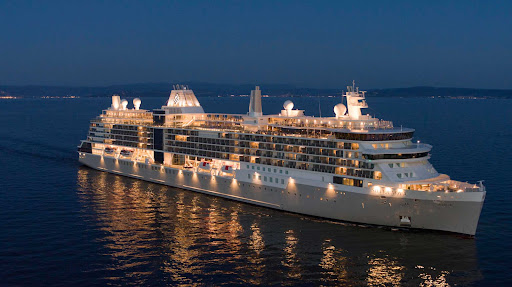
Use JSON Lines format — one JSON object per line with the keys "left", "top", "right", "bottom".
{"left": 111, "top": 95, "right": 121, "bottom": 110}
{"left": 248, "top": 86, "right": 262, "bottom": 117}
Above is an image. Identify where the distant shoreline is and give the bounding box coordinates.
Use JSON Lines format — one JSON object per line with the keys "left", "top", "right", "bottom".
{"left": 1, "top": 95, "right": 509, "bottom": 101}
{"left": 1, "top": 83, "right": 511, "bottom": 99}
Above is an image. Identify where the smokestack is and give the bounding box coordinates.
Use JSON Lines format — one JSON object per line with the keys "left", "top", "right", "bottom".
{"left": 111, "top": 95, "right": 121, "bottom": 110}
{"left": 248, "top": 86, "right": 262, "bottom": 117}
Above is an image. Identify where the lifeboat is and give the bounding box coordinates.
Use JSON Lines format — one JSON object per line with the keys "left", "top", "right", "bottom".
{"left": 120, "top": 150, "right": 133, "bottom": 157}
{"left": 221, "top": 165, "right": 234, "bottom": 173}
{"left": 198, "top": 161, "right": 211, "bottom": 170}
{"left": 104, "top": 147, "right": 115, "bottom": 154}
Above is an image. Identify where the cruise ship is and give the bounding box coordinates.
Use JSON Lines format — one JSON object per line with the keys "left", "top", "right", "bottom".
{"left": 77, "top": 83, "right": 486, "bottom": 235}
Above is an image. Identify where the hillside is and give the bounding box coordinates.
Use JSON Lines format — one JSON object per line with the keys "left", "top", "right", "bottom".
{"left": 1, "top": 83, "right": 511, "bottom": 99}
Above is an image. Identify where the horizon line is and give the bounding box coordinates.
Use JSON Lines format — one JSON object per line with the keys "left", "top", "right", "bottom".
{"left": 1, "top": 82, "right": 512, "bottom": 91}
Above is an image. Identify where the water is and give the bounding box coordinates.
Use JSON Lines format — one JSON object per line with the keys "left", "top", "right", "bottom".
{"left": 0, "top": 96, "right": 511, "bottom": 286}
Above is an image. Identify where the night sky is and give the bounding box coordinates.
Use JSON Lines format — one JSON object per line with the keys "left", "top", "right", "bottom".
{"left": 1, "top": 0, "right": 510, "bottom": 89}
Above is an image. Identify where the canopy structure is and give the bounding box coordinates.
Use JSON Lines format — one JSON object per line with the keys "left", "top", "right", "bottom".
{"left": 403, "top": 174, "right": 450, "bottom": 184}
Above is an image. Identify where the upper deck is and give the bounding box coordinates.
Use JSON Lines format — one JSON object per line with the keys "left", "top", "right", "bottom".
{"left": 95, "top": 84, "right": 414, "bottom": 142}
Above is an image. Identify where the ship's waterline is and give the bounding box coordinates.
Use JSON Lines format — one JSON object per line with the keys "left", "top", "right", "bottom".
{"left": 78, "top": 83, "right": 485, "bottom": 235}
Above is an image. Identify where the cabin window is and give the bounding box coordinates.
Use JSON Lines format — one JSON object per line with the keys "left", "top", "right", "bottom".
{"left": 333, "top": 176, "right": 363, "bottom": 187}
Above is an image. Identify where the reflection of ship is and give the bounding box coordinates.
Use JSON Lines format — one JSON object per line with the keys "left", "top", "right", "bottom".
{"left": 77, "top": 83, "right": 485, "bottom": 235}
{"left": 76, "top": 167, "right": 483, "bottom": 285}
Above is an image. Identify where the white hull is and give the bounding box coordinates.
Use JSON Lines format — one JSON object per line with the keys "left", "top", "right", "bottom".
{"left": 79, "top": 153, "right": 485, "bottom": 235}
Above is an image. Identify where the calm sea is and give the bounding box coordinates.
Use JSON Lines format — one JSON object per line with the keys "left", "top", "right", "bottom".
{"left": 0, "top": 96, "right": 511, "bottom": 286}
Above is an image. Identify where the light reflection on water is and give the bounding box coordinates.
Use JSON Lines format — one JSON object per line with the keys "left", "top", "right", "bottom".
{"left": 367, "top": 257, "right": 404, "bottom": 286}
{"left": 77, "top": 167, "right": 482, "bottom": 286}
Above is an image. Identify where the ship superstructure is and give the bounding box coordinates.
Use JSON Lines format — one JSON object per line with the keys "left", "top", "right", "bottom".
{"left": 78, "top": 83, "right": 486, "bottom": 235}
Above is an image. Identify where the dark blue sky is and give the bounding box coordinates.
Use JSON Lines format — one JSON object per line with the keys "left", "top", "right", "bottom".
{"left": 1, "top": 0, "right": 511, "bottom": 89}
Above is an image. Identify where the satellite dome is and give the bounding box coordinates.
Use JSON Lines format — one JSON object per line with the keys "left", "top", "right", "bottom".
{"left": 334, "top": 103, "right": 347, "bottom": 117}
{"left": 283, "top": 100, "right": 294, "bottom": 111}
{"left": 121, "top": 99, "right": 128, "bottom": 110}
{"left": 133, "top": 98, "right": 141, "bottom": 110}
